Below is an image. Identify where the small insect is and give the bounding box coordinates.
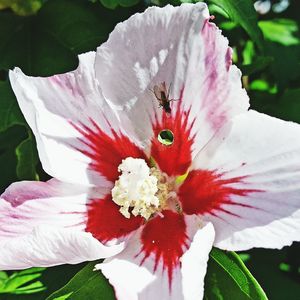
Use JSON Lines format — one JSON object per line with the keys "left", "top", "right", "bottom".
{"left": 151, "top": 82, "right": 178, "bottom": 114}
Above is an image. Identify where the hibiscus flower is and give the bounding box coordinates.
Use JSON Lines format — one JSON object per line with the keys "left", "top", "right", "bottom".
{"left": 1, "top": 3, "right": 299, "bottom": 300}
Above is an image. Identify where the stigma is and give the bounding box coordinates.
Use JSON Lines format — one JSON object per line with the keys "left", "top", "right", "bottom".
{"left": 111, "top": 157, "right": 172, "bottom": 220}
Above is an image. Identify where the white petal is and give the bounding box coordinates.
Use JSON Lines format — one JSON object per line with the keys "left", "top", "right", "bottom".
{"left": 0, "top": 227, "right": 124, "bottom": 270}
{"left": 9, "top": 52, "right": 127, "bottom": 187}
{"left": 0, "top": 180, "right": 124, "bottom": 269}
{"left": 181, "top": 220, "right": 215, "bottom": 300}
{"left": 193, "top": 110, "right": 300, "bottom": 250}
{"left": 96, "top": 217, "right": 214, "bottom": 300}
{"left": 95, "top": 3, "right": 249, "bottom": 153}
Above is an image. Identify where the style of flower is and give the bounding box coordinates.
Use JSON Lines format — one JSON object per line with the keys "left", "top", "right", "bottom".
{"left": 1, "top": 3, "right": 299, "bottom": 300}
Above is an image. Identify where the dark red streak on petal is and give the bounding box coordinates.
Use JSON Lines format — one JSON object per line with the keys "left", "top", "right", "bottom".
{"left": 72, "top": 120, "right": 146, "bottom": 183}
{"left": 139, "top": 210, "right": 188, "bottom": 290}
{"left": 178, "top": 170, "right": 260, "bottom": 216}
{"left": 151, "top": 106, "right": 194, "bottom": 177}
{"left": 86, "top": 195, "right": 143, "bottom": 243}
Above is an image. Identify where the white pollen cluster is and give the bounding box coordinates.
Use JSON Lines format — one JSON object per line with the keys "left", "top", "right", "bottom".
{"left": 111, "top": 157, "right": 160, "bottom": 220}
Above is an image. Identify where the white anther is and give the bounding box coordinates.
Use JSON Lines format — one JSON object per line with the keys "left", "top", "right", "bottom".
{"left": 112, "top": 157, "right": 160, "bottom": 220}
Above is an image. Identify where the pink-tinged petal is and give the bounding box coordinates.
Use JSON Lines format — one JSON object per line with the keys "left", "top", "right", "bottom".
{"left": 193, "top": 110, "right": 300, "bottom": 250}
{"left": 95, "top": 3, "right": 249, "bottom": 158}
{"left": 0, "top": 227, "right": 124, "bottom": 270}
{"left": 0, "top": 180, "right": 89, "bottom": 238}
{"left": 151, "top": 106, "right": 194, "bottom": 176}
{"left": 0, "top": 181, "right": 124, "bottom": 270}
{"left": 86, "top": 195, "right": 144, "bottom": 243}
{"left": 1, "top": 179, "right": 60, "bottom": 207}
{"left": 96, "top": 215, "right": 214, "bottom": 300}
{"left": 9, "top": 52, "right": 139, "bottom": 187}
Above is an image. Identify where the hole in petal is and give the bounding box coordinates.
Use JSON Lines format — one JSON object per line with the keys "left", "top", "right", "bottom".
{"left": 158, "top": 129, "right": 174, "bottom": 146}
{"left": 151, "top": 106, "right": 194, "bottom": 176}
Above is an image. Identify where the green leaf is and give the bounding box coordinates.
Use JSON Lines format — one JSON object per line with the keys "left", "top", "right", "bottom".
{"left": 0, "top": 268, "right": 46, "bottom": 295}
{"left": 16, "top": 132, "right": 39, "bottom": 180}
{"left": 204, "top": 248, "right": 267, "bottom": 300}
{"left": 259, "top": 19, "right": 300, "bottom": 46}
{"left": 0, "top": 272, "right": 9, "bottom": 290}
{"left": 46, "top": 262, "right": 115, "bottom": 300}
{"left": 0, "top": 80, "right": 24, "bottom": 132}
{"left": 0, "top": 272, "right": 8, "bottom": 281}
{"left": 209, "top": 0, "right": 264, "bottom": 52}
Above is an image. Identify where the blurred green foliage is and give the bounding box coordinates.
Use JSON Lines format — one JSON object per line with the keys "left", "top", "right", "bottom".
{"left": 0, "top": 0, "right": 44, "bottom": 16}
{"left": 98, "top": 0, "right": 140, "bottom": 9}
{"left": 0, "top": 0, "right": 299, "bottom": 299}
